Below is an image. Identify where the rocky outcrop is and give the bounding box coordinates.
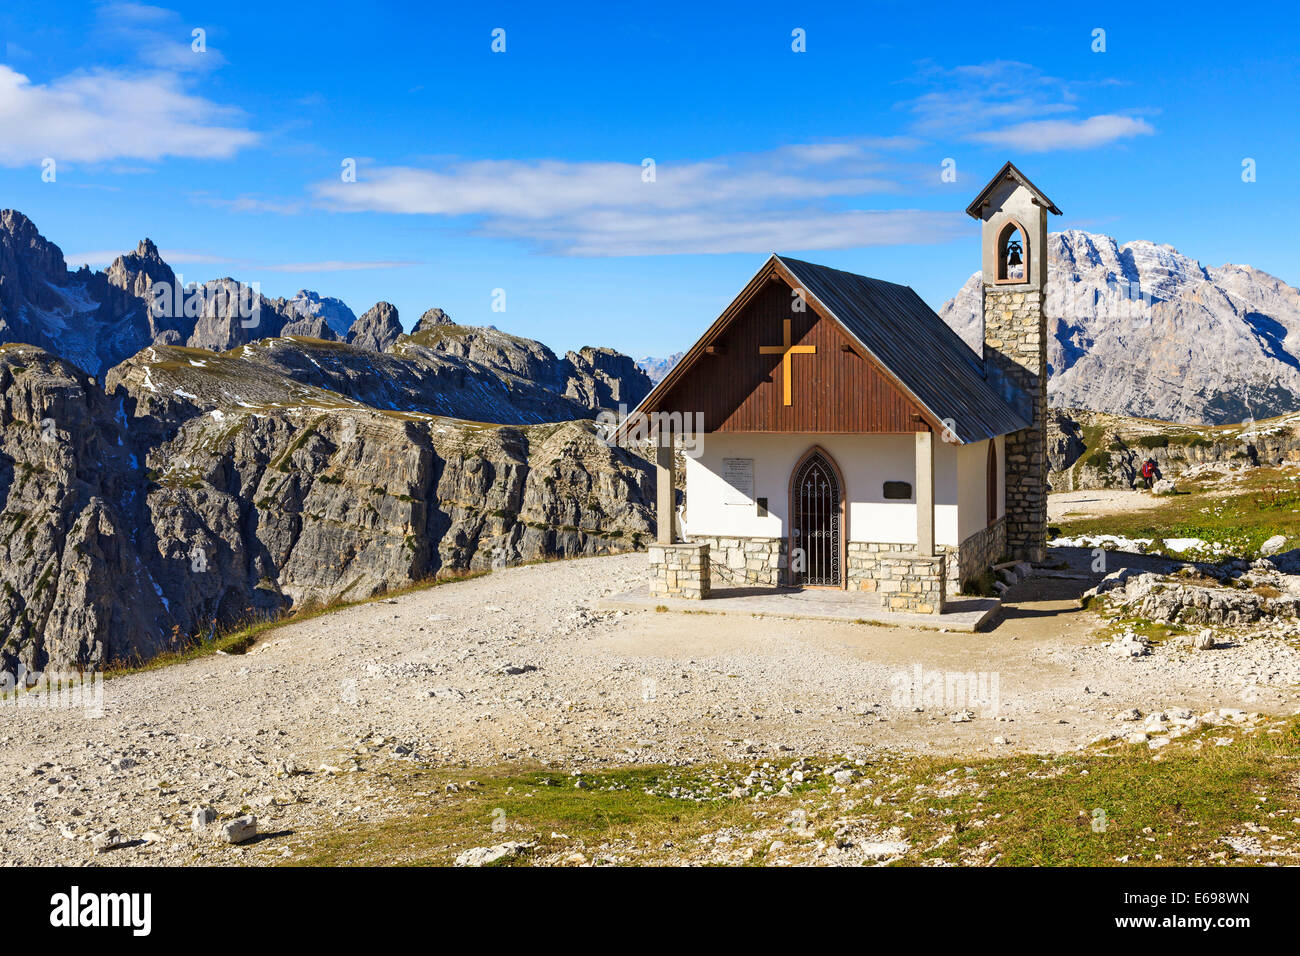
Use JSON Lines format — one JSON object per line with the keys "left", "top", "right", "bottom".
{"left": 1086, "top": 567, "right": 1300, "bottom": 625}
{"left": 941, "top": 230, "right": 1300, "bottom": 424}
{"left": 346, "top": 301, "right": 404, "bottom": 353}
{"left": 0, "top": 345, "right": 168, "bottom": 674}
{"left": 400, "top": 321, "right": 562, "bottom": 383}
{"left": 278, "top": 314, "right": 338, "bottom": 341}
{"left": 393, "top": 323, "right": 652, "bottom": 414}
{"left": 414, "top": 307, "right": 454, "bottom": 332}
{"left": 563, "top": 347, "right": 653, "bottom": 411}
{"left": 1048, "top": 406, "right": 1300, "bottom": 490}
{"left": 0, "top": 210, "right": 666, "bottom": 670}
{"left": 0, "top": 338, "right": 656, "bottom": 672}
{"left": 0, "top": 212, "right": 312, "bottom": 376}
{"left": 1046, "top": 408, "right": 1088, "bottom": 474}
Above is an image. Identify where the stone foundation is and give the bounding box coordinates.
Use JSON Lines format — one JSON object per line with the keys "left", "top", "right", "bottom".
{"left": 648, "top": 542, "right": 711, "bottom": 599}
{"left": 846, "top": 542, "right": 946, "bottom": 614}
{"left": 684, "top": 535, "right": 784, "bottom": 586}
{"left": 945, "top": 518, "right": 1007, "bottom": 594}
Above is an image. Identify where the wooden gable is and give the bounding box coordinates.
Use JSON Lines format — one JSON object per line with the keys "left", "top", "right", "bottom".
{"left": 655, "top": 270, "right": 929, "bottom": 434}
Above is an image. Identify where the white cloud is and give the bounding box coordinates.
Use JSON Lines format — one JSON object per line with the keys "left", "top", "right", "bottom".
{"left": 0, "top": 64, "right": 257, "bottom": 165}
{"left": 93, "top": 1, "right": 227, "bottom": 72}
{"left": 903, "top": 60, "right": 1154, "bottom": 152}
{"left": 309, "top": 143, "right": 963, "bottom": 256}
{"left": 969, "top": 114, "right": 1154, "bottom": 152}
{"left": 196, "top": 194, "right": 306, "bottom": 215}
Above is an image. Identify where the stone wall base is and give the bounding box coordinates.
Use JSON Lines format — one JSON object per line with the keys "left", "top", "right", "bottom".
{"left": 648, "top": 542, "right": 711, "bottom": 599}
{"left": 846, "top": 542, "right": 945, "bottom": 614}
{"left": 944, "top": 517, "right": 1007, "bottom": 594}
{"left": 684, "top": 535, "right": 784, "bottom": 586}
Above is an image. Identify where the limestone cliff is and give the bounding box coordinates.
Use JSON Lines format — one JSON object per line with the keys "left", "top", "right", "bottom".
{"left": 0, "top": 339, "right": 654, "bottom": 673}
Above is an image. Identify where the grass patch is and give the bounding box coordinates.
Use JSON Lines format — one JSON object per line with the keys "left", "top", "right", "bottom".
{"left": 1055, "top": 466, "right": 1300, "bottom": 558}
{"left": 1098, "top": 616, "right": 1189, "bottom": 646}
{"left": 284, "top": 718, "right": 1300, "bottom": 866}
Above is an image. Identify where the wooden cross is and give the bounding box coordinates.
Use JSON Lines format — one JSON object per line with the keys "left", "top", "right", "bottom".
{"left": 759, "top": 318, "right": 816, "bottom": 406}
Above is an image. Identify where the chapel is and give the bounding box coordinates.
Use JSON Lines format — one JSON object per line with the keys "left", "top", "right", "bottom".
{"left": 623, "top": 162, "right": 1060, "bottom": 615}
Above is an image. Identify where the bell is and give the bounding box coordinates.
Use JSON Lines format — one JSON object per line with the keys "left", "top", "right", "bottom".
{"left": 1006, "top": 239, "right": 1023, "bottom": 267}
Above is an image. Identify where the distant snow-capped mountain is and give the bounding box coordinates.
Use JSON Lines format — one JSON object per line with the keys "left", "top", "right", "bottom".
{"left": 286, "top": 289, "right": 357, "bottom": 338}
{"left": 636, "top": 352, "right": 683, "bottom": 384}
{"left": 940, "top": 230, "right": 1300, "bottom": 424}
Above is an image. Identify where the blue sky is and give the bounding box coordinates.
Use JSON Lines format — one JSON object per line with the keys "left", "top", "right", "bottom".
{"left": 0, "top": 1, "right": 1295, "bottom": 359}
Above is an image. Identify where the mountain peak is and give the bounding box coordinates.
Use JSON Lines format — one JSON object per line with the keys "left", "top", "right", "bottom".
{"left": 287, "top": 288, "right": 357, "bottom": 337}
{"left": 938, "top": 230, "right": 1300, "bottom": 424}
{"left": 415, "top": 307, "right": 455, "bottom": 332}
{"left": 135, "top": 238, "right": 160, "bottom": 259}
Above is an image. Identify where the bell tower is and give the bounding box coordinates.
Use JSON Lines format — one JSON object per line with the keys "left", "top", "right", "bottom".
{"left": 966, "top": 162, "right": 1061, "bottom": 563}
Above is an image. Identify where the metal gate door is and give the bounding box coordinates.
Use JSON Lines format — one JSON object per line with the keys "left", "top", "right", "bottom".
{"left": 791, "top": 452, "right": 841, "bottom": 586}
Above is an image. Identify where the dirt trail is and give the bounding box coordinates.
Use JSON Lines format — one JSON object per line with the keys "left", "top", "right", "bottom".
{"left": 3, "top": 550, "right": 1297, "bottom": 865}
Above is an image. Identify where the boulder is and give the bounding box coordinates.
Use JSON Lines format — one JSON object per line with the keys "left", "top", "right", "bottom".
{"left": 1261, "top": 534, "right": 1288, "bottom": 556}
{"left": 219, "top": 815, "right": 258, "bottom": 844}
{"left": 454, "top": 841, "right": 533, "bottom": 867}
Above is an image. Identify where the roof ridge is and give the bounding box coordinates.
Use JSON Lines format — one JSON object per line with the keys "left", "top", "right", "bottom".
{"left": 774, "top": 254, "right": 916, "bottom": 293}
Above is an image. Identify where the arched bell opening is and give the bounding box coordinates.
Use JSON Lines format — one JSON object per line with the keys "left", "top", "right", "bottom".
{"left": 995, "top": 219, "right": 1027, "bottom": 284}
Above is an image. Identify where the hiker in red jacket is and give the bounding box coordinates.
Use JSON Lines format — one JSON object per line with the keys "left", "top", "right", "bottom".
{"left": 1140, "top": 458, "right": 1156, "bottom": 490}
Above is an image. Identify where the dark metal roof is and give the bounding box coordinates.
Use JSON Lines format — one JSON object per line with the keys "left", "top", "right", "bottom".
{"left": 965, "top": 161, "right": 1062, "bottom": 218}
{"left": 775, "top": 256, "right": 1030, "bottom": 443}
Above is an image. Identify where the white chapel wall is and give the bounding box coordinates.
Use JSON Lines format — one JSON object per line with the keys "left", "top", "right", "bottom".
{"left": 685, "top": 432, "right": 972, "bottom": 548}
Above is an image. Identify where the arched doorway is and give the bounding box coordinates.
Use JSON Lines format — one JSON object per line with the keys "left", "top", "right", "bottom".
{"left": 789, "top": 447, "right": 844, "bottom": 587}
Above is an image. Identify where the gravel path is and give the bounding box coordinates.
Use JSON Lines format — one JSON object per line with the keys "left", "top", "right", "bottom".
{"left": 4, "top": 550, "right": 1298, "bottom": 865}
{"left": 1049, "top": 488, "right": 1161, "bottom": 520}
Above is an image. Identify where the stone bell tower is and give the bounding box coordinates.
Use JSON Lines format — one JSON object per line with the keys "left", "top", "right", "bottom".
{"left": 966, "top": 162, "right": 1061, "bottom": 563}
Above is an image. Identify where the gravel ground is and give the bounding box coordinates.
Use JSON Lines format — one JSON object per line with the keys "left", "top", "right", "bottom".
{"left": 1049, "top": 488, "right": 1162, "bottom": 520}
{"left": 3, "top": 549, "right": 1298, "bottom": 866}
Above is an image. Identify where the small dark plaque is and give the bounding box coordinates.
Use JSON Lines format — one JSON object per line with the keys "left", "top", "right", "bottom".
{"left": 756, "top": 497, "right": 768, "bottom": 516}
{"left": 883, "top": 481, "right": 913, "bottom": 500}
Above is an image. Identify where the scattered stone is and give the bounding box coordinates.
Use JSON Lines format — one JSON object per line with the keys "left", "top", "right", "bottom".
{"left": 1261, "top": 535, "right": 1288, "bottom": 556}
{"left": 91, "top": 828, "right": 124, "bottom": 853}
{"left": 858, "top": 840, "right": 910, "bottom": 860}
{"left": 454, "top": 841, "right": 533, "bottom": 867}
{"left": 219, "top": 815, "right": 258, "bottom": 844}
{"left": 496, "top": 662, "right": 538, "bottom": 676}
{"left": 1109, "top": 630, "right": 1150, "bottom": 657}
{"left": 191, "top": 807, "right": 217, "bottom": 832}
